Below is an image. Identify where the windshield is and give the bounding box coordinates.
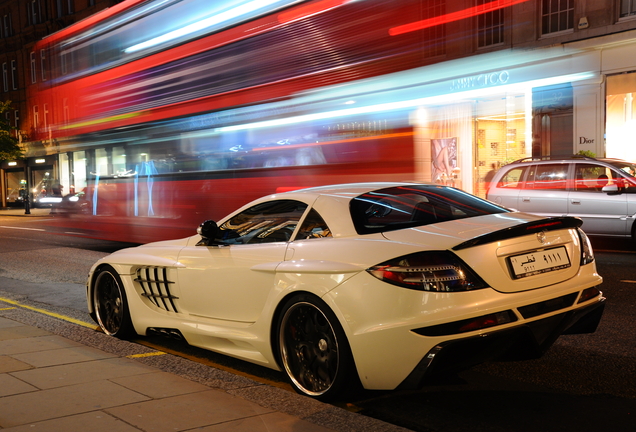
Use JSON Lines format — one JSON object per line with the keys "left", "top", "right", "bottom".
{"left": 350, "top": 185, "right": 509, "bottom": 235}
{"left": 606, "top": 160, "right": 636, "bottom": 178}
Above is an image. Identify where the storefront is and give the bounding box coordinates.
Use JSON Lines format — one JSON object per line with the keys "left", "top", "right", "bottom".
{"left": 1, "top": 155, "right": 60, "bottom": 208}
{"left": 568, "top": 29, "right": 636, "bottom": 165}
{"left": 1, "top": 159, "right": 27, "bottom": 207}
{"left": 390, "top": 47, "right": 600, "bottom": 197}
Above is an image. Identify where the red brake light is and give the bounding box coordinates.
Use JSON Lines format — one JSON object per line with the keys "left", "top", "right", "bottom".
{"left": 367, "top": 251, "right": 487, "bottom": 292}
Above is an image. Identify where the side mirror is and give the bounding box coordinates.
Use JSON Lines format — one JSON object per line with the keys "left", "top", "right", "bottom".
{"left": 196, "top": 220, "right": 219, "bottom": 246}
{"left": 602, "top": 184, "right": 619, "bottom": 194}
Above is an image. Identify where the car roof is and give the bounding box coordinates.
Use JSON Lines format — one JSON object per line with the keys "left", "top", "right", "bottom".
{"left": 276, "top": 182, "right": 436, "bottom": 198}
{"left": 504, "top": 156, "right": 633, "bottom": 166}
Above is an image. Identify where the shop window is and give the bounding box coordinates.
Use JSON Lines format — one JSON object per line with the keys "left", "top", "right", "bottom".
{"left": 113, "top": 146, "right": 127, "bottom": 175}
{"left": 477, "top": 0, "right": 504, "bottom": 47}
{"left": 606, "top": 72, "right": 636, "bottom": 161}
{"left": 5, "top": 171, "right": 25, "bottom": 203}
{"left": 73, "top": 151, "right": 87, "bottom": 192}
{"left": 620, "top": 0, "right": 636, "bottom": 18}
{"left": 541, "top": 0, "right": 574, "bottom": 35}
{"left": 95, "top": 148, "right": 109, "bottom": 176}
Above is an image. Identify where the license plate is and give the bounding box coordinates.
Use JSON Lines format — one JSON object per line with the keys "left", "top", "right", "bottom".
{"left": 508, "top": 246, "right": 570, "bottom": 279}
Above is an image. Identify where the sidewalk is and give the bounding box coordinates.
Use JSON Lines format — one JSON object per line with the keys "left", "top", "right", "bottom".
{"left": 0, "top": 302, "right": 408, "bottom": 432}
{"left": 0, "top": 207, "right": 52, "bottom": 217}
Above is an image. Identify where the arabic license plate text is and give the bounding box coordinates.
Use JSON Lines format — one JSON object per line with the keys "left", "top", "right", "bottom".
{"left": 508, "top": 246, "right": 571, "bottom": 279}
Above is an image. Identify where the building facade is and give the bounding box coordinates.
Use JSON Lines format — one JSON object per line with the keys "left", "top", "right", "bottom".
{"left": 0, "top": 0, "right": 121, "bottom": 206}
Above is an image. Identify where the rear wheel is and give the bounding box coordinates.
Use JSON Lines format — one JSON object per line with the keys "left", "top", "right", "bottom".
{"left": 276, "top": 294, "right": 356, "bottom": 401}
{"left": 92, "top": 266, "right": 135, "bottom": 339}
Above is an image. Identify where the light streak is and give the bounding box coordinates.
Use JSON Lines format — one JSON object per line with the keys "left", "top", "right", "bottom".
{"left": 390, "top": 0, "right": 530, "bottom": 36}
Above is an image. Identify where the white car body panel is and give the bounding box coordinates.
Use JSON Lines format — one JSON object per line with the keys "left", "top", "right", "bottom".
{"left": 87, "top": 182, "right": 605, "bottom": 393}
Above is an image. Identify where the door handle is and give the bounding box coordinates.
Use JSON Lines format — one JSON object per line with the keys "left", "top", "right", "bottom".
{"left": 522, "top": 197, "right": 530, "bottom": 202}
{"left": 571, "top": 199, "right": 581, "bottom": 205}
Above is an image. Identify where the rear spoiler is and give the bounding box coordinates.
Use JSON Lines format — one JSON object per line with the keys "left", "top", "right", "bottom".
{"left": 452, "top": 217, "right": 583, "bottom": 251}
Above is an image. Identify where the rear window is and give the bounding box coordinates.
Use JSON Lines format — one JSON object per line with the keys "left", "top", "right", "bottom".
{"left": 350, "top": 185, "right": 509, "bottom": 235}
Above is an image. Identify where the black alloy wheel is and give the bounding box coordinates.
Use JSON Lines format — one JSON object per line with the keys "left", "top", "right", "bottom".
{"left": 93, "top": 266, "right": 135, "bottom": 338}
{"left": 277, "top": 294, "right": 355, "bottom": 400}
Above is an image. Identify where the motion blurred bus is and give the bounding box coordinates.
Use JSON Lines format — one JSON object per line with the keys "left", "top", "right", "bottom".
{"left": 31, "top": 0, "right": 567, "bottom": 243}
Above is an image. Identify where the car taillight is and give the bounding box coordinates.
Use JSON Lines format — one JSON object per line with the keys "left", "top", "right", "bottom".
{"left": 367, "top": 251, "right": 488, "bottom": 292}
{"left": 577, "top": 228, "right": 595, "bottom": 265}
{"left": 578, "top": 286, "right": 601, "bottom": 303}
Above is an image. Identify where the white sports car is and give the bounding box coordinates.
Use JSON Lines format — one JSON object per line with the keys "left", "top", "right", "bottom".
{"left": 87, "top": 182, "right": 605, "bottom": 400}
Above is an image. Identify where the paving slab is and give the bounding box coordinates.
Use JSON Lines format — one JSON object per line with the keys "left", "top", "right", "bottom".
{"left": 0, "top": 303, "right": 409, "bottom": 432}
{"left": 0, "top": 411, "right": 142, "bottom": 432}
{"left": 0, "top": 334, "right": 84, "bottom": 355}
{"left": 0, "top": 380, "right": 150, "bottom": 428}
{"left": 0, "top": 355, "right": 33, "bottom": 373}
{"left": 106, "top": 390, "right": 274, "bottom": 432}
{"left": 11, "top": 344, "right": 117, "bottom": 367}
{"left": 0, "top": 372, "right": 38, "bottom": 397}
{"left": 10, "top": 356, "right": 158, "bottom": 389}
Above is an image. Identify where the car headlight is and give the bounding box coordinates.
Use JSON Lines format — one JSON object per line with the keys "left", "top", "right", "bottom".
{"left": 577, "top": 228, "right": 595, "bottom": 265}
{"left": 367, "top": 251, "right": 488, "bottom": 292}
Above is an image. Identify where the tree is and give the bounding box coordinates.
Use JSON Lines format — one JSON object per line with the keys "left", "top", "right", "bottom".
{"left": 0, "top": 100, "right": 23, "bottom": 161}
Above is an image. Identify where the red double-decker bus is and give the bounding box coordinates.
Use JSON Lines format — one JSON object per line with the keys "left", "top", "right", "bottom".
{"left": 30, "top": 0, "right": 459, "bottom": 243}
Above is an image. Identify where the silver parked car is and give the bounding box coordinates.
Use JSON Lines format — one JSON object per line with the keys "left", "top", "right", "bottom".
{"left": 487, "top": 156, "right": 636, "bottom": 241}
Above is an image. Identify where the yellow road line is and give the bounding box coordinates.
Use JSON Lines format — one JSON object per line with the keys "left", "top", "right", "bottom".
{"left": 127, "top": 351, "right": 167, "bottom": 358}
{"left": 0, "top": 296, "right": 99, "bottom": 330}
{"left": 0, "top": 297, "right": 167, "bottom": 359}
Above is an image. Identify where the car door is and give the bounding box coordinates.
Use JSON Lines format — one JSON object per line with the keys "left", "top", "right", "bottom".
{"left": 567, "top": 163, "right": 628, "bottom": 235}
{"left": 176, "top": 199, "right": 308, "bottom": 322}
{"left": 516, "top": 163, "right": 569, "bottom": 217}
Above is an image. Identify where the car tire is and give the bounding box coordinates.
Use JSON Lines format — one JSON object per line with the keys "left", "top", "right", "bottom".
{"left": 276, "top": 294, "right": 356, "bottom": 401}
{"left": 92, "top": 265, "right": 135, "bottom": 339}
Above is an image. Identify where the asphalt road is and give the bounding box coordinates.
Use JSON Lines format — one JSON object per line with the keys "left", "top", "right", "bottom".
{"left": 0, "top": 214, "right": 634, "bottom": 431}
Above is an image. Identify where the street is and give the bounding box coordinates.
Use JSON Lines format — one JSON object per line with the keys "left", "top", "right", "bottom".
{"left": 1, "top": 214, "right": 634, "bottom": 432}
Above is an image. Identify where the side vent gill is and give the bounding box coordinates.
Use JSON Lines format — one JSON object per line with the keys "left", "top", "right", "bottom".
{"left": 135, "top": 266, "right": 179, "bottom": 313}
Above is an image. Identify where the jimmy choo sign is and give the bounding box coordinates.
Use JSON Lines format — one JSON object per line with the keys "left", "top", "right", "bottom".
{"left": 450, "top": 70, "right": 510, "bottom": 91}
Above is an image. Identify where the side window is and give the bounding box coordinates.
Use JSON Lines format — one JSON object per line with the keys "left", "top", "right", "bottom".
{"left": 574, "top": 164, "right": 610, "bottom": 191}
{"left": 497, "top": 167, "right": 526, "bottom": 188}
{"left": 296, "top": 208, "right": 332, "bottom": 240}
{"left": 526, "top": 164, "right": 567, "bottom": 190}
{"left": 218, "top": 200, "right": 307, "bottom": 244}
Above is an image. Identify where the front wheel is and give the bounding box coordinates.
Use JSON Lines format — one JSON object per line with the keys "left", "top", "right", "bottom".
{"left": 92, "top": 266, "right": 135, "bottom": 339}
{"left": 276, "top": 294, "right": 356, "bottom": 401}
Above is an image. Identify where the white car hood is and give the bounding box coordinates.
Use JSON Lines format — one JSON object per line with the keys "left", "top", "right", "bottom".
{"left": 100, "top": 236, "right": 193, "bottom": 270}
